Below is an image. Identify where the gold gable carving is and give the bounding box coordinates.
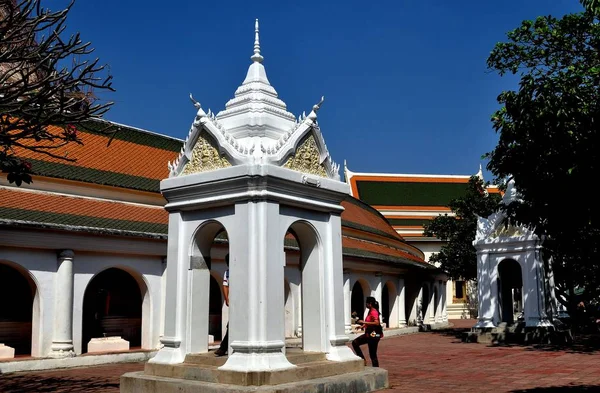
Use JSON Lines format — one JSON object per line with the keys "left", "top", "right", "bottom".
{"left": 283, "top": 134, "right": 327, "bottom": 177}
{"left": 182, "top": 131, "right": 231, "bottom": 175}
{"left": 490, "top": 223, "right": 526, "bottom": 238}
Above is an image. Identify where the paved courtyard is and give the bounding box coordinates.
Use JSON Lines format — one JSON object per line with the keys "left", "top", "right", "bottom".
{"left": 1, "top": 320, "right": 599, "bottom": 393}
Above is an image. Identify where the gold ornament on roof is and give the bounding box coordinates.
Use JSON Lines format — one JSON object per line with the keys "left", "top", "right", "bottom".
{"left": 490, "top": 222, "right": 525, "bottom": 238}
{"left": 283, "top": 134, "right": 327, "bottom": 177}
{"left": 182, "top": 131, "right": 231, "bottom": 175}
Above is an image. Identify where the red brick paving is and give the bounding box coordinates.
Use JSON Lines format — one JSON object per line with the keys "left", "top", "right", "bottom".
{"left": 0, "top": 320, "right": 599, "bottom": 393}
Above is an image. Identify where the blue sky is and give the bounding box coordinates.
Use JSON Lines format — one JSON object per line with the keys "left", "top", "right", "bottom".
{"left": 61, "top": 0, "right": 582, "bottom": 177}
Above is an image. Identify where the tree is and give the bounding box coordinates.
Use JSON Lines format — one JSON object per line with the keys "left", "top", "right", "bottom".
{"left": 1, "top": 0, "right": 114, "bottom": 186}
{"left": 423, "top": 176, "right": 501, "bottom": 281}
{"left": 581, "top": 0, "right": 600, "bottom": 14}
{"left": 485, "top": 11, "right": 600, "bottom": 311}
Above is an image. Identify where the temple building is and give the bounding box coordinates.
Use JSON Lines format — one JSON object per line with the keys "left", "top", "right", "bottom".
{"left": 0, "top": 22, "right": 448, "bottom": 372}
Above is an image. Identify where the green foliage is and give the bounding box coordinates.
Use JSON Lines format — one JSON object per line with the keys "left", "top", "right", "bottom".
{"left": 581, "top": 0, "right": 600, "bottom": 14}
{"left": 423, "top": 177, "right": 501, "bottom": 281}
{"left": 486, "top": 12, "right": 600, "bottom": 307}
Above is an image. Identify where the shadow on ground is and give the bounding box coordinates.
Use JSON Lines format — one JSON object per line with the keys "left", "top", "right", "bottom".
{"left": 511, "top": 386, "right": 600, "bottom": 392}
{"left": 0, "top": 375, "right": 119, "bottom": 393}
{"left": 429, "top": 326, "right": 600, "bottom": 355}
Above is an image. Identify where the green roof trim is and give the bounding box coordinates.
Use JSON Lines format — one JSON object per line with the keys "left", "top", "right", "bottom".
{"left": 387, "top": 218, "right": 432, "bottom": 227}
{"left": 29, "top": 158, "right": 160, "bottom": 192}
{"left": 0, "top": 207, "right": 168, "bottom": 235}
{"left": 356, "top": 181, "right": 469, "bottom": 206}
{"left": 81, "top": 120, "right": 183, "bottom": 152}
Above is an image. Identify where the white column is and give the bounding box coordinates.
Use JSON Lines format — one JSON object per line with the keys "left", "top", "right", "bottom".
{"left": 435, "top": 282, "right": 443, "bottom": 323}
{"left": 398, "top": 277, "right": 407, "bottom": 327}
{"left": 427, "top": 283, "right": 435, "bottom": 325}
{"left": 523, "top": 251, "right": 553, "bottom": 327}
{"left": 151, "top": 212, "right": 189, "bottom": 364}
{"left": 374, "top": 273, "right": 383, "bottom": 307}
{"left": 343, "top": 270, "right": 352, "bottom": 334}
{"left": 442, "top": 281, "right": 448, "bottom": 323}
{"left": 221, "top": 200, "right": 293, "bottom": 371}
{"left": 50, "top": 250, "right": 75, "bottom": 358}
{"left": 474, "top": 252, "right": 498, "bottom": 328}
{"left": 323, "top": 214, "right": 358, "bottom": 362}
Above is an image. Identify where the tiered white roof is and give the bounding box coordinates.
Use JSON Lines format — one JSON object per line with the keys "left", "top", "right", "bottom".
{"left": 168, "top": 20, "right": 340, "bottom": 180}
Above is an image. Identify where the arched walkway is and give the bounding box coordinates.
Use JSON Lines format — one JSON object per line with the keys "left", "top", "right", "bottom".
{"left": 351, "top": 279, "right": 370, "bottom": 320}
{"left": 498, "top": 259, "right": 523, "bottom": 324}
{"left": 82, "top": 268, "right": 143, "bottom": 353}
{"left": 0, "top": 262, "right": 37, "bottom": 356}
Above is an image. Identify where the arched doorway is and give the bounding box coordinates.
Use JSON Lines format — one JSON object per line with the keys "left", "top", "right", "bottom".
{"left": 285, "top": 221, "right": 323, "bottom": 352}
{"left": 0, "top": 262, "right": 36, "bottom": 356}
{"left": 351, "top": 279, "right": 370, "bottom": 321}
{"left": 498, "top": 259, "right": 523, "bottom": 324}
{"left": 82, "top": 268, "right": 143, "bottom": 353}
{"left": 209, "top": 275, "right": 222, "bottom": 341}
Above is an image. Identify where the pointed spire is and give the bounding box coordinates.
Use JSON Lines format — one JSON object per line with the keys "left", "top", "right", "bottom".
{"left": 476, "top": 163, "right": 484, "bottom": 180}
{"left": 251, "top": 18, "right": 264, "bottom": 63}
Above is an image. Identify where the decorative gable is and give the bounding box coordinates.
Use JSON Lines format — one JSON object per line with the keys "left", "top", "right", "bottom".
{"left": 181, "top": 131, "right": 232, "bottom": 175}
{"left": 283, "top": 134, "right": 327, "bottom": 177}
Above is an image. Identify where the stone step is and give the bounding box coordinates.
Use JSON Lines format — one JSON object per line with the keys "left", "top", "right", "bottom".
{"left": 121, "top": 367, "right": 389, "bottom": 393}
{"left": 145, "top": 358, "right": 364, "bottom": 387}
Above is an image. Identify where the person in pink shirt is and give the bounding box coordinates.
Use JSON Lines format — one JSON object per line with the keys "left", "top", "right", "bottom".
{"left": 351, "top": 296, "right": 383, "bottom": 367}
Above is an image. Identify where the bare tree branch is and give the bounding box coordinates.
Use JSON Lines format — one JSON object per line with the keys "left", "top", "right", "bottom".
{"left": 1, "top": 0, "right": 115, "bottom": 186}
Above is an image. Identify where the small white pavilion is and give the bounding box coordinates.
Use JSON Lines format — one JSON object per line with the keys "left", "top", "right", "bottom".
{"left": 148, "top": 19, "right": 366, "bottom": 375}
{"left": 473, "top": 181, "right": 556, "bottom": 330}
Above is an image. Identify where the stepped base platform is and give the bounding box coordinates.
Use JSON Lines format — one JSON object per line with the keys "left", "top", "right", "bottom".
{"left": 463, "top": 323, "right": 572, "bottom": 345}
{"left": 121, "top": 348, "right": 388, "bottom": 393}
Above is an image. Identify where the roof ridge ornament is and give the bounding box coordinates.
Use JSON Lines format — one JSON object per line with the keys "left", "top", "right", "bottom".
{"left": 251, "top": 18, "right": 264, "bottom": 63}
{"left": 307, "top": 96, "right": 324, "bottom": 122}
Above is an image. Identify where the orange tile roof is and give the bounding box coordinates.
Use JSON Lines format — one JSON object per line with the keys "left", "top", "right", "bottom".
{"left": 341, "top": 198, "right": 404, "bottom": 240}
{"left": 13, "top": 125, "right": 179, "bottom": 180}
{"left": 0, "top": 188, "right": 167, "bottom": 224}
{"left": 342, "top": 237, "right": 426, "bottom": 264}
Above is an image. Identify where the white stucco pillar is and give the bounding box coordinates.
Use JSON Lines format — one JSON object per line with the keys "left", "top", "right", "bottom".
{"left": 442, "top": 281, "right": 448, "bottom": 323}
{"left": 343, "top": 270, "right": 352, "bottom": 334}
{"left": 523, "top": 251, "right": 553, "bottom": 327}
{"left": 427, "top": 283, "right": 435, "bottom": 325}
{"left": 49, "top": 249, "right": 75, "bottom": 358}
{"left": 373, "top": 273, "right": 383, "bottom": 308}
{"left": 323, "top": 214, "right": 358, "bottom": 362}
{"left": 150, "top": 212, "right": 189, "bottom": 364}
{"left": 398, "top": 277, "right": 407, "bottom": 327}
{"left": 221, "top": 200, "right": 294, "bottom": 372}
{"left": 474, "top": 252, "right": 498, "bottom": 328}
{"left": 435, "top": 282, "right": 444, "bottom": 323}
